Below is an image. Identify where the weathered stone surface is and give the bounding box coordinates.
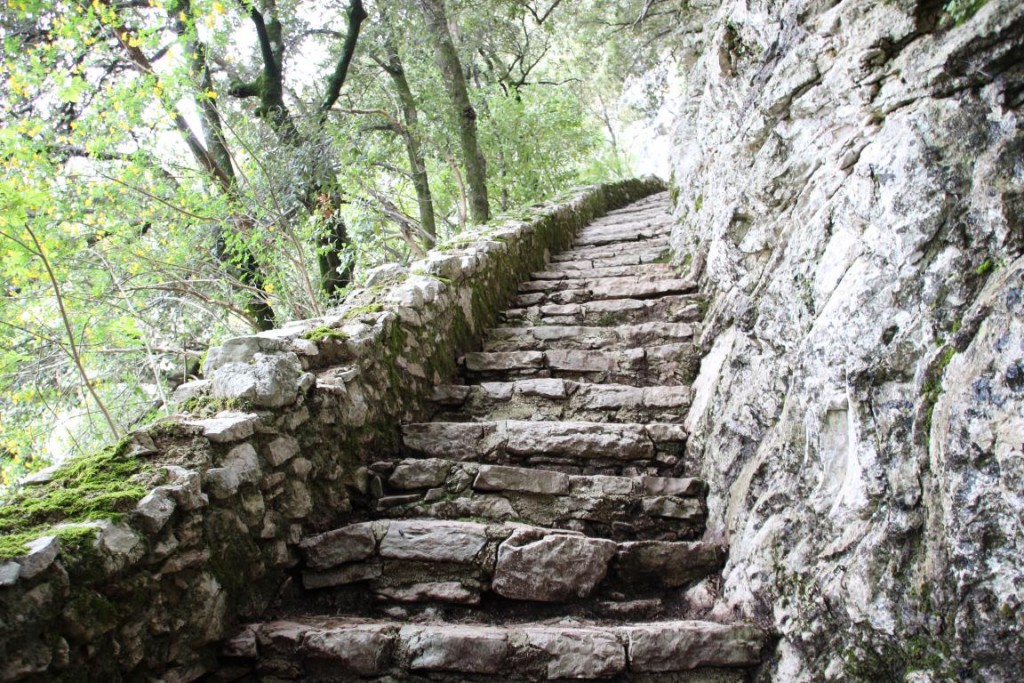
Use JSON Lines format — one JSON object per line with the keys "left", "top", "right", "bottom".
{"left": 402, "top": 422, "right": 486, "bottom": 460}
{"left": 473, "top": 465, "right": 570, "bottom": 495}
{"left": 300, "top": 523, "right": 376, "bottom": 569}
{"left": 642, "top": 496, "right": 702, "bottom": 520}
{"left": 492, "top": 530, "right": 616, "bottom": 601}
{"left": 379, "top": 520, "right": 488, "bottom": 563}
{"left": 301, "top": 626, "right": 393, "bottom": 674}
{"left": 624, "top": 621, "right": 765, "bottom": 671}
{"left": 402, "top": 625, "right": 508, "bottom": 673}
{"left": 210, "top": 352, "right": 311, "bottom": 408}
{"left": 465, "top": 350, "right": 544, "bottom": 371}
{"left": 388, "top": 459, "right": 451, "bottom": 489}
{"left": 525, "top": 627, "right": 626, "bottom": 679}
{"left": 505, "top": 420, "right": 654, "bottom": 460}
{"left": 188, "top": 412, "right": 258, "bottom": 443}
{"left": 0, "top": 561, "right": 20, "bottom": 586}
{"left": 135, "top": 488, "right": 177, "bottom": 534}
{"left": 375, "top": 581, "right": 479, "bottom": 604}
{"left": 516, "top": 378, "right": 569, "bottom": 399}
{"left": 264, "top": 436, "right": 300, "bottom": 467}
{"left": 17, "top": 536, "right": 59, "bottom": 579}
{"left": 615, "top": 541, "right": 726, "bottom": 588}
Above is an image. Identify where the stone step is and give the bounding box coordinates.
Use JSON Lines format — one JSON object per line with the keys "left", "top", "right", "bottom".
{"left": 462, "top": 343, "right": 699, "bottom": 386}
{"left": 510, "top": 278, "right": 696, "bottom": 308}
{"left": 429, "top": 379, "right": 693, "bottom": 424}
{"left": 502, "top": 293, "right": 704, "bottom": 327}
{"left": 294, "top": 520, "right": 725, "bottom": 606}
{"left": 401, "top": 420, "right": 687, "bottom": 475}
{"left": 572, "top": 222, "right": 672, "bottom": 247}
{"left": 518, "top": 272, "right": 685, "bottom": 294}
{"left": 531, "top": 262, "right": 680, "bottom": 280}
{"left": 552, "top": 243, "right": 671, "bottom": 267}
{"left": 367, "top": 458, "right": 707, "bottom": 541}
{"left": 223, "top": 617, "right": 767, "bottom": 681}
{"left": 483, "top": 322, "right": 698, "bottom": 352}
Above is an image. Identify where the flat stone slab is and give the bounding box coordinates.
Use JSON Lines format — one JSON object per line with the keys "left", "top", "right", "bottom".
{"left": 230, "top": 618, "right": 767, "bottom": 678}
{"left": 464, "top": 344, "right": 697, "bottom": 387}
{"left": 379, "top": 520, "right": 489, "bottom": 563}
{"left": 403, "top": 420, "right": 686, "bottom": 465}
{"left": 624, "top": 621, "right": 767, "bottom": 671}
{"left": 369, "top": 460, "right": 706, "bottom": 540}
{"left": 531, "top": 263, "right": 678, "bottom": 280}
{"left": 297, "top": 518, "right": 714, "bottom": 602}
{"left": 484, "top": 322, "right": 697, "bottom": 352}
{"left": 428, "top": 381, "right": 694, "bottom": 423}
{"left": 503, "top": 294, "right": 703, "bottom": 326}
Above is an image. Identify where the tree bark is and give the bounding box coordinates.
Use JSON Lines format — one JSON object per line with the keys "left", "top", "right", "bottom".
{"left": 382, "top": 43, "right": 437, "bottom": 245}
{"left": 415, "top": 0, "right": 489, "bottom": 224}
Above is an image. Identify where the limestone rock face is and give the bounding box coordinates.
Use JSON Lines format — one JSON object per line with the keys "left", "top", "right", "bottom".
{"left": 663, "top": 0, "right": 1024, "bottom": 678}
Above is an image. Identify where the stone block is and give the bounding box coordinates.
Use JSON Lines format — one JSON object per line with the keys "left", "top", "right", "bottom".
{"left": 300, "top": 522, "right": 377, "bottom": 569}
{"left": 492, "top": 530, "right": 615, "bottom": 602}
{"left": 379, "top": 520, "right": 489, "bottom": 563}
{"left": 473, "top": 465, "right": 570, "bottom": 495}
{"left": 402, "top": 625, "right": 508, "bottom": 674}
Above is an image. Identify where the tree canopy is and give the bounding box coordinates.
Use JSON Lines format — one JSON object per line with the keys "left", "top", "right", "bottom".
{"left": 0, "top": 0, "right": 682, "bottom": 484}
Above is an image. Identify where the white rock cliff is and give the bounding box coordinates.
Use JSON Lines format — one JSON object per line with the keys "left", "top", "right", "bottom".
{"left": 667, "top": 0, "right": 1023, "bottom": 679}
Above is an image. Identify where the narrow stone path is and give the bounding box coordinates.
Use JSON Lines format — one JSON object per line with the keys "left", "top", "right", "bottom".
{"left": 220, "top": 193, "right": 767, "bottom": 681}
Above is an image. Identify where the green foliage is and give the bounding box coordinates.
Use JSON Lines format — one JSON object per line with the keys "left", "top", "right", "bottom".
{"left": 944, "top": 0, "right": 989, "bottom": 24}
{"left": 0, "top": 0, "right": 665, "bottom": 482}
{"left": 975, "top": 258, "right": 995, "bottom": 276}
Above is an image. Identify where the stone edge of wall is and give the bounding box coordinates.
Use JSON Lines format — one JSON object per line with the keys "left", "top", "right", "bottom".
{"left": 0, "top": 177, "right": 665, "bottom": 682}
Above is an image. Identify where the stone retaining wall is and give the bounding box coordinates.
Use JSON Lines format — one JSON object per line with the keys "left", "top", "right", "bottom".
{"left": 0, "top": 178, "right": 664, "bottom": 683}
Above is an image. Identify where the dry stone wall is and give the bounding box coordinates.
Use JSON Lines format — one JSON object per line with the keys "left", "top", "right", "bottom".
{"left": 0, "top": 178, "right": 664, "bottom": 683}
{"left": 664, "top": 0, "right": 1023, "bottom": 680}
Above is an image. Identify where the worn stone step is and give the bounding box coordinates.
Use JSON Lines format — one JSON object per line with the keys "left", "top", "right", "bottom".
{"left": 572, "top": 222, "right": 672, "bottom": 248}
{"left": 502, "top": 293, "right": 704, "bottom": 327}
{"left": 510, "top": 278, "right": 696, "bottom": 308}
{"left": 401, "top": 420, "right": 686, "bottom": 476}
{"left": 517, "top": 273, "right": 686, "bottom": 294}
{"left": 294, "top": 520, "right": 725, "bottom": 607}
{"left": 461, "top": 343, "right": 699, "bottom": 386}
{"left": 429, "top": 379, "right": 693, "bottom": 424}
{"left": 483, "top": 322, "right": 698, "bottom": 352}
{"left": 551, "top": 241, "right": 671, "bottom": 266}
{"left": 367, "top": 458, "right": 706, "bottom": 541}
{"left": 223, "top": 617, "right": 767, "bottom": 680}
{"left": 531, "top": 262, "right": 680, "bottom": 280}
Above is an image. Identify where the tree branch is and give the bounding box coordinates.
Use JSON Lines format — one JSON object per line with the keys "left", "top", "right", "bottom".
{"left": 319, "top": 0, "right": 368, "bottom": 113}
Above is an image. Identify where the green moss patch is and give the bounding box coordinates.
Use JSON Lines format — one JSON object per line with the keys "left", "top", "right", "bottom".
{"left": 302, "top": 326, "right": 349, "bottom": 343}
{"left": 0, "top": 443, "right": 153, "bottom": 560}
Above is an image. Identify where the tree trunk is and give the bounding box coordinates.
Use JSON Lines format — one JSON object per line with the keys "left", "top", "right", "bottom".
{"left": 415, "top": 0, "right": 489, "bottom": 224}
{"left": 384, "top": 45, "right": 437, "bottom": 245}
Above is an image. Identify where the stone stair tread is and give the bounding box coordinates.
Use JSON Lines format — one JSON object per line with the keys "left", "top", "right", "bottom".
{"left": 552, "top": 242, "right": 670, "bottom": 265}
{"left": 483, "top": 322, "right": 698, "bottom": 352}
{"left": 502, "top": 294, "right": 704, "bottom": 326}
{"left": 367, "top": 458, "right": 707, "bottom": 540}
{"left": 296, "top": 519, "right": 725, "bottom": 604}
{"left": 530, "top": 262, "right": 679, "bottom": 280}
{"left": 224, "top": 616, "right": 767, "bottom": 679}
{"left": 510, "top": 278, "right": 697, "bottom": 307}
{"left": 461, "top": 343, "right": 698, "bottom": 387}
{"left": 428, "top": 380, "right": 694, "bottom": 422}
{"left": 572, "top": 224, "right": 672, "bottom": 247}
{"left": 402, "top": 420, "right": 686, "bottom": 462}
{"left": 518, "top": 273, "right": 683, "bottom": 292}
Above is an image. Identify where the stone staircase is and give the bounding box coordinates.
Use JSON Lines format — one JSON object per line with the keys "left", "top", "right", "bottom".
{"left": 218, "top": 193, "right": 768, "bottom": 681}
